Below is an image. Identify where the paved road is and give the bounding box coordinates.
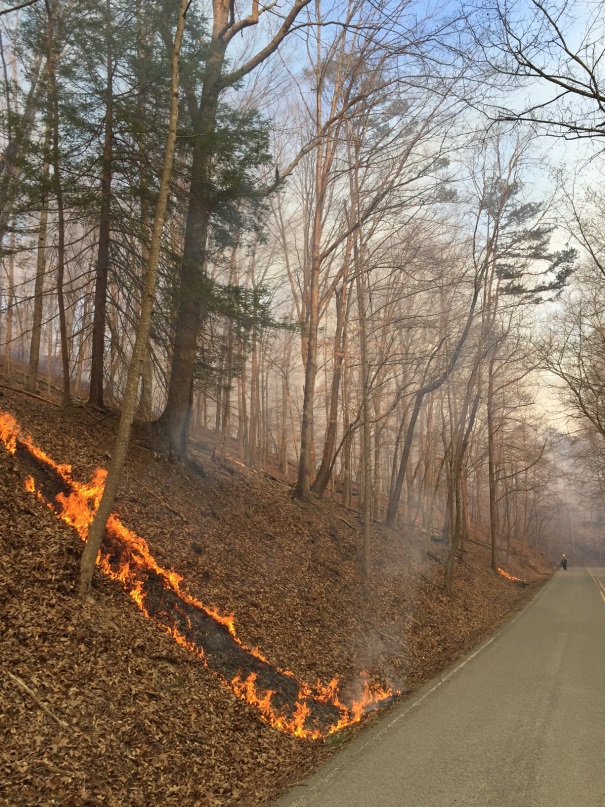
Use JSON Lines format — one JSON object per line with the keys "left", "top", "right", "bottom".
{"left": 275, "top": 568, "right": 605, "bottom": 807}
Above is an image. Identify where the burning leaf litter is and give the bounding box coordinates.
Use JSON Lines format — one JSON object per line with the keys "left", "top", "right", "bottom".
{"left": 497, "top": 568, "right": 525, "bottom": 583}
{"left": 0, "top": 409, "right": 398, "bottom": 739}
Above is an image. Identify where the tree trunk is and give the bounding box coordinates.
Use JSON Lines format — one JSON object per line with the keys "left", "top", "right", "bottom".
{"left": 487, "top": 356, "right": 499, "bottom": 571}
{"left": 247, "top": 322, "right": 259, "bottom": 465}
{"left": 444, "top": 377, "right": 481, "bottom": 591}
{"left": 355, "top": 243, "right": 372, "bottom": 577}
{"left": 385, "top": 263, "right": 485, "bottom": 528}
{"left": 238, "top": 344, "right": 248, "bottom": 460}
{"left": 79, "top": 0, "right": 189, "bottom": 597}
{"left": 88, "top": 0, "right": 113, "bottom": 409}
{"left": 311, "top": 282, "right": 346, "bottom": 496}
{"left": 3, "top": 227, "right": 15, "bottom": 375}
{"left": 220, "top": 249, "right": 237, "bottom": 444}
{"left": 27, "top": 111, "right": 52, "bottom": 393}
{"left": 74, "top": 292, "right": 92, "bottom": 398}
{"left": 0, "top": 55, "right": 43, "bottom": 247}
{"left": 156, "top": 0, "right": 235, "bottom": 454}
{"left": 294, "top": 196, "right": 322, "bottom": 499}
{"left": 45, "top": 0, "right": 70, "bottom": 406}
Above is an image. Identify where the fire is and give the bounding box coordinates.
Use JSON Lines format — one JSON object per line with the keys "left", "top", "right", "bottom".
{"left": 0, "top": 409, "right": 399, "bottom": 739}
{"left": 497, "top": 567, "right": 523, "bottom": 582}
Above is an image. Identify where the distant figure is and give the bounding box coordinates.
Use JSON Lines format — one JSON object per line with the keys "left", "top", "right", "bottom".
{"left": 560, "top": 554, "right": 568, "bottom": 571}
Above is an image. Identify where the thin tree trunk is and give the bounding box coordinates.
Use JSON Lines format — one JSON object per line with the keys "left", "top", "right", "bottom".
{"left": 238, "top": 347, "right": 248, "bottom": 460}
{"left": 342, "top": 325, "right": 352, "bottom": 508}
{"left": 312, "top": 282, "right": 346, "bottom": 496}
{"left": 0, "top": 55, "right": 43, "bottom": 247}
{"left": 27, "top": 111, "right": 52, "bottom": 392}
{"left": 248, "top": 323, "right": 258, "bottom": 465}
{"left": 385, "top": 251, "right": 487, "bottom": 529}
{"left": 487, "top": 356, "right": 499, "bottom": 571}
{"left": 79, "top": 0, "right": 189, "bottom": 597}
{"left": 444, "top": 377, "right": 481, "bottom": 591}
{"left": 74, "top": 292, "right": 92, "bottom": 397}
{"left": 3, "top": 227, "right": 15, "bottom": 375}
{"left": 220, "top": 248, "right": 237, "bottom": 443}
{"left": 45, "top": 0, "right": 70, "bottom": 405}
{"left": 355, "top": 242, "right": 372, "bottom": 577}
{"left": 88, "top": 0, "right": 113, "bottom": 409}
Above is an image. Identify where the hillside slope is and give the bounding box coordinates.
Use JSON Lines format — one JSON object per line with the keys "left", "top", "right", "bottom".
{"left": 0, "top": 386, "right": 552, "bottom": 806}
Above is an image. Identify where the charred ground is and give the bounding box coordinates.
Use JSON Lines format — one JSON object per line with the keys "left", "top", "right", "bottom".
{"left": 0, "top": 385, "right": 552, "bottom": 806}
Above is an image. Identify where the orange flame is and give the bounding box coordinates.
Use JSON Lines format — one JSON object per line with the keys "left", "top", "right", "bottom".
{"left": 0, "top": 409, "right": 398, "bottom": 738}
{"left": 497, "top": 567, "right": 523, "bottom": 582}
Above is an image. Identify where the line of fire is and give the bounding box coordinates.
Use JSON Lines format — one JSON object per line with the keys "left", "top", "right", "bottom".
{"left": 0, "top": 409, "right": 398, "bottom": 740}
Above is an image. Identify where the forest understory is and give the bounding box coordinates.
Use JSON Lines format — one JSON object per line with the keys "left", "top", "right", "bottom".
{"left": 0, "top": 382, "right": 553, "bottom": 807}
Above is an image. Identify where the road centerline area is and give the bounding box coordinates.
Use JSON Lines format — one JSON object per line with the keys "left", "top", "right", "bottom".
{"left": 275, "top": 569, "right": 605, "bottom": 807}
{"left": 587, "top": 568, "right": 605, "bottom": 602}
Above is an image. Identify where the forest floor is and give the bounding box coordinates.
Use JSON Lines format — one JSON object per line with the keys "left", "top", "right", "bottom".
{"left": 0, "top": 382, "right": 553, "bottom": 807}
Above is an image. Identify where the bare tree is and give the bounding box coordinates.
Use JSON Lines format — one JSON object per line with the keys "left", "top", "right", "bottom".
{"left": 471, "top": 0, "right": 605, "bottom": 139}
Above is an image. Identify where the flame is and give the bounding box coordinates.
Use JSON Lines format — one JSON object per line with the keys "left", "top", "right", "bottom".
{"left": 0, "top": 409, "right": 398, "bottom": 739}
{"left": 0, "top": 411, "right": 18, "bottom": 453}
{"left": 497, "top": 567, "right": 523, "bottom": 582}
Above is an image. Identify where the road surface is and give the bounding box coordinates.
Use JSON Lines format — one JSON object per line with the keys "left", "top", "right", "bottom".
{"left": 275, "top": 567, "right": 605, "bottom": 807}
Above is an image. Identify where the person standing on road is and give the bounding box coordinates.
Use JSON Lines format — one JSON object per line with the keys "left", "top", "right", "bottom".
{"left": 560, "top": 554, "right": 568, "bottom": 570}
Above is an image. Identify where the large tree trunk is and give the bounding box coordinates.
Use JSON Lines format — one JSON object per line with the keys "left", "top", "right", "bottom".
{"left": 293, "top": 190, "right": 323, "bottom": 499}
{"left": 294, "top": 18, "right": 345, "bottom": 500}
{"left": 156, "top": 30, "right": 226, "bottom": 453}
{"left": 385, "top": 390, "right": 424, "bottom": 527}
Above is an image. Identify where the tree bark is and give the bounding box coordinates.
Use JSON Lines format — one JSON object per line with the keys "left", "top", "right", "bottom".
{"left": 487, "top": 356, "right": 499, "bottom": 571}
{"left": 311, "top": 282, "right": 347, "bottom": 496}
{"left": 355, "top": 241, "right": 372, "bottom": 576}
{"left": 27, "top": 113, "right": 52, "bottom": 393}
{"left": 88, "top": 0, "right": 114, "bottom": 409}
{"left": 3, "top": 226, "right": 15, "bottom": 375}
{"left": 79, "top": 0, "right": 189, "bottom": 598}
{"left": 0, "top": 55, "right": 43, "bottom": 247}
{"left": 45, "top": 0, "right": 70, "bottom": 405}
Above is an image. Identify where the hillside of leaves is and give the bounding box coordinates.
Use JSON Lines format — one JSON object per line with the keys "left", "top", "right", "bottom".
{"left": 0, "top": 384, "right": 553, "bottom": 806}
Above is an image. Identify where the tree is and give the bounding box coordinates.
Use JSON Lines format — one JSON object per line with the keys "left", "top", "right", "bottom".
{"left": 79, "top": 0, "right": 190, "bottom": 598}
{"left": 291, "top": 5, "right": 466, "bottom": 501}
{"left": 155, "top": 0, "right": 312, "bottom": 455}
{"left": 44, "top": 0, "right": 70, "bottom": 404}
{"left": 543, "top": 269, "right": 605, "bottom": 437}
{"left": 470, "top": 134, "right": 574, "bottom": 566}
{"left": 471, "top": 0, "right": 605, "bottom": 139}
{"left": 87, "top": 0, "right": 115, "bottom": 409}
